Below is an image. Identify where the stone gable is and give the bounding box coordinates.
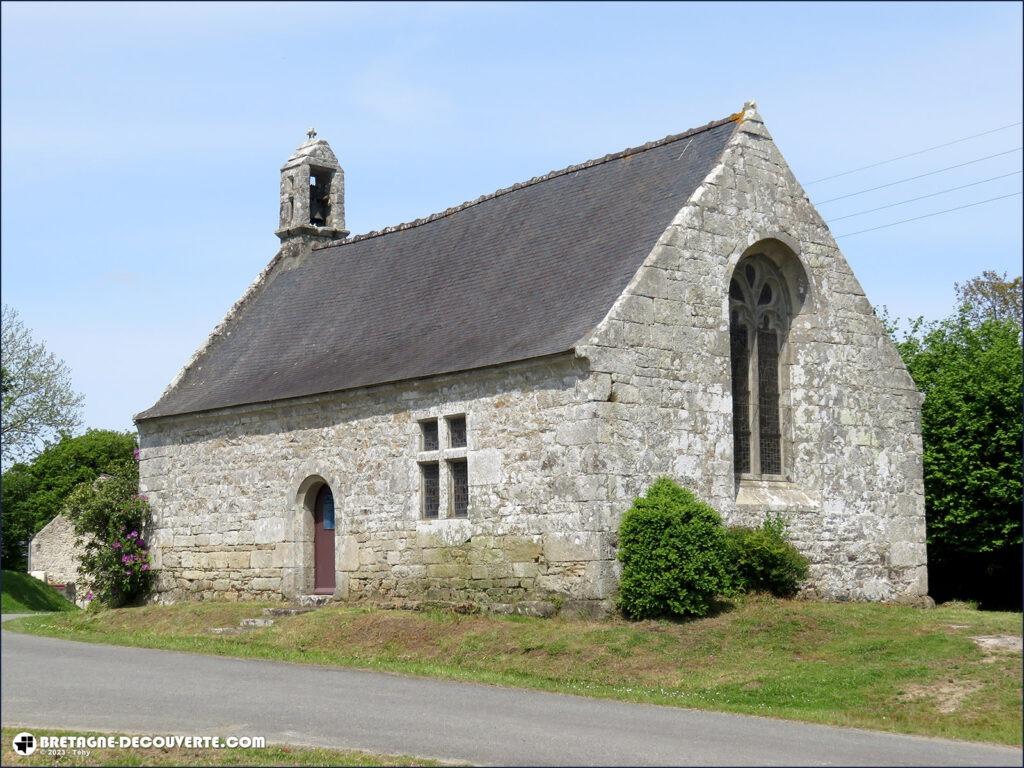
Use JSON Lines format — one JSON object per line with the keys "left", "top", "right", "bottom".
{"left": 578, "top": 104, "right": 926, "bottom": 601}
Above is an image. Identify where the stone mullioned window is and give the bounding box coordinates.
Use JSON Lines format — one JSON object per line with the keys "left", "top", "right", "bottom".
{"left": 729, "top": 254, "right": 790, "bottom": 478}
{"left": 418, "top": 415, "right": 469, "bottom": 519}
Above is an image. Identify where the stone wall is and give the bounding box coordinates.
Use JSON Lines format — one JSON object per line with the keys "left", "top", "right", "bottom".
{"left": 139, "top": 354, "right": 618, "bottom": 608}
{"left": 576, "top": 103, "right": 927, "bottom": 602}
{"left": 29, "top": 513, "right": 85, "bottom": 589}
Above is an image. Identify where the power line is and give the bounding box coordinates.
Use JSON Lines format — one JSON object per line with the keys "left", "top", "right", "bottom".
{"left": 815, "top": 147, "right": 1022, "bottom": 204}
{"left": 806, "top": 121, "right": 1023, "bottom": 185}
{"left": 826, "top": 170, "right": 1023, "bottom": 222}
{"left": 834, "top": 192, "right": 1022, "bottom": 238}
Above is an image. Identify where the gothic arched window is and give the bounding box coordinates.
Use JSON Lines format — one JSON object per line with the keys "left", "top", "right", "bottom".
{"left": 729, "top": 254, "right": 791, "bottom": 477}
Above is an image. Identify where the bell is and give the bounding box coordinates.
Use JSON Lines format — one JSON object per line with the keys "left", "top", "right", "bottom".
{"left": 310, "top": 195, "right": 328, "bottom": 226}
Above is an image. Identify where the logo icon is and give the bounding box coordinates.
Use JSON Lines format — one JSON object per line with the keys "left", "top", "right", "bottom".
{"left": 12, "top": 732, "right": 36, "bottom": 756}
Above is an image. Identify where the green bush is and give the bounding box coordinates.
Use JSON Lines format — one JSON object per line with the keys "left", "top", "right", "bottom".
{"left": 1, "top": 429, "right": 136, "bottom": 569}
{"left": 63, "top": 460, "right": 153, "bottom": 607}
{"left": 726, "top": 514, "right": 809, "bottom": 597}
{"left": 617, "top": 478, "right": 732, "bottom": 619}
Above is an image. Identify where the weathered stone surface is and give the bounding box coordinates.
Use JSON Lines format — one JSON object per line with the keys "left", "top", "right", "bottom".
{"left": 297, "top": 594, "right": 334, "bottom": 608}
{"left": 488, "top": 601, "right": 557, "bottom": 618}
{"left": 543, "top": 532, "right": 605, "bottom": 562}
{"left": 262, "top": 606, "right": 314, "bottom": 617}
{"left": 137, "top": 103, "right": 927, "bottom": 610}
{"left": 28, "top": 513, "right": 86, "bottom": 594}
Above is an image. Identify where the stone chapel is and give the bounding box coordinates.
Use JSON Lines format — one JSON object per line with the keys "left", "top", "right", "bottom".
{"left": 136, "top": 102, "right": 929, "bottom": 612}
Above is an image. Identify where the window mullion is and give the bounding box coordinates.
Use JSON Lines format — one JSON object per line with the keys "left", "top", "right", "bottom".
{"left": 749, "top": 319, "right": 761, "bottom": 476}
{"left": 729, "top": 307, "right": 752, "bottom": 474}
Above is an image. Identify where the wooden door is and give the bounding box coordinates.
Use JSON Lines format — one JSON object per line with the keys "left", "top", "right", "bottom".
{"left": 313, "top": 485, "right": 336, "bottom": 594}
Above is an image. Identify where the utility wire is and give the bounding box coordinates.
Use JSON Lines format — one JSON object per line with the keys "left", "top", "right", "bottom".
{"left": 826, "top": 170, "right": 1023, "bottom": 222}
{"left": 806, "top": 121, "right": 1023, "bottom": 185}
{"left": 834, "top": 192, "right": 1022, "bottom": 238}
{"left": 815, "top": 148, "right": 1022, "bottom": 204}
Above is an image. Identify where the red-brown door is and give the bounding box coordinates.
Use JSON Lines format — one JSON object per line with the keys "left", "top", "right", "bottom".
{"left": 313, "top": 485, "right": 336, "bottom": 594}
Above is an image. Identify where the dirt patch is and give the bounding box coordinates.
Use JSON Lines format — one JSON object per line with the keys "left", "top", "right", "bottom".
{"left": 900, "top": 680, "right": 984, "bottom": 714}
{"left": 971, "top": 635, "right": 1023, "bottom": 654}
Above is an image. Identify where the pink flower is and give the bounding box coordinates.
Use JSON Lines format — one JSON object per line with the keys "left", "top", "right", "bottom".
{"left": 133, "top": 448, "right": 141, "bottom": 462}
{"left": 112, "top": 541, "right": 121, "bottom": 549}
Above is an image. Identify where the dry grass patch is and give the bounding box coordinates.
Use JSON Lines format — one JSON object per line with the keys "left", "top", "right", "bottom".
{"left": 900, "top": 680, "right": 985, "bottom": 714}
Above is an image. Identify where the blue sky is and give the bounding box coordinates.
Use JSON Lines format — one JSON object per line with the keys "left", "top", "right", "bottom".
{"left": 2, "top": 1, "right": 1021, "bottom": 433}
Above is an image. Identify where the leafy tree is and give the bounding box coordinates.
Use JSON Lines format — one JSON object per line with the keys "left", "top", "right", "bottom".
{"left": 890, "top": 271, "right": 1022, "bottom": 606}
{"left": 897, "top": 315, "right": 1022, "bottom": 554}
{"left": 1, "top": 429, "right": 136, "bottom": 569}
{"left": 954, "top": 270, "right": 1022, "bottom": 328}
{"left": 1, "top": 304, "right": 84, "bottom": 468}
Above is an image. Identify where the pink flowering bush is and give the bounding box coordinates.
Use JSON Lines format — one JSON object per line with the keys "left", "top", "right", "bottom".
{"left": 63, "top": 459, "right": 154, "bottom": 606}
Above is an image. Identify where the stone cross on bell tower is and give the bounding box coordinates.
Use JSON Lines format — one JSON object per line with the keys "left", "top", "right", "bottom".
{"left": 276, "top": 130, "right": 349, "bottom": 252}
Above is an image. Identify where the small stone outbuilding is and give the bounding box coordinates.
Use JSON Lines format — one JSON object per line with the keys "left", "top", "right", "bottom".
{"left": 136, "top": 103, "right": 928, "bottom": 612}
{"left": 28, "top": 513, "right": 85, "bottom": 602}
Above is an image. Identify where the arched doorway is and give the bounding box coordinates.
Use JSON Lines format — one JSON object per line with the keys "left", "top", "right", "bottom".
{"left": 313, "top": 485, "right": 336, "bottom": 594}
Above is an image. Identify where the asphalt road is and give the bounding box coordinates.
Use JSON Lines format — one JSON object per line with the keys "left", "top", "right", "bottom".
{"left": 2, "top": 615, "right": 1021, "bottom": 766}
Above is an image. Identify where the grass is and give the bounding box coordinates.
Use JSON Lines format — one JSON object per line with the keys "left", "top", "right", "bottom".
{"left": 1, "top": 570, "right": 77, "bottom": 613}
{"left": 0, "top": 727, "right": 437, "bottom": 766}
{"left": 7, "top": 596, "right": 1022, "bottom": 746}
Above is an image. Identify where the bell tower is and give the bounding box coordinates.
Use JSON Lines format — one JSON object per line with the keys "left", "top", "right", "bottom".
{"left": 276, "top": 128, "right": 348, "bottom": 250}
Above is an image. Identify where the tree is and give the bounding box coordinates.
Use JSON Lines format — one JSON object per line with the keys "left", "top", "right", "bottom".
{"left": 1, "top": 430, "right": 136, "bottom": 569}
{"left": 1, "top": 304, "right": 84, "bottom": 468}
{"left": 891, "top": 271, "right": 1023, "bottom": 608}
{"left": 954, "top": 270, "right": 1022, "bottom": 328}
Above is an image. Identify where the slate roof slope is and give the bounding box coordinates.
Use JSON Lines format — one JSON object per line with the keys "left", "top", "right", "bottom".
{"left": 138, "top": 114, "right": 740, "bottom": 420}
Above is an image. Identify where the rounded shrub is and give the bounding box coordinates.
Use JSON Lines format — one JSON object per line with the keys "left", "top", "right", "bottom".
{"left": 617, "top": 477, "right": 732, "bottom": 620}
{"left": 725, "top": 514, "right": 809, "bottom": 597}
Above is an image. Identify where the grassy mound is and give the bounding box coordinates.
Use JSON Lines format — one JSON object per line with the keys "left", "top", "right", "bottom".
{"left": 1, "top": 570, "right": 76, "bottom": 613}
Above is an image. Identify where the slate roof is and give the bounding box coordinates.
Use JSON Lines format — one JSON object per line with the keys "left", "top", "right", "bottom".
{"left": 138, "top": 113, "right": 740, "bottom": 420}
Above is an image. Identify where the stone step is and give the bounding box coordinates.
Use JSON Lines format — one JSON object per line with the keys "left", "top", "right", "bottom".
{"left": 208, "top": 627, "right": 243, "bottom": 636}
{"left": 239, "top": 617, "right": 275, "bottom": 629}
{"left": 297, "top": 594, "right": 334, "bottom": 608}
{"left": 262, "top": 606, "right": 315, "bottom": 618}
